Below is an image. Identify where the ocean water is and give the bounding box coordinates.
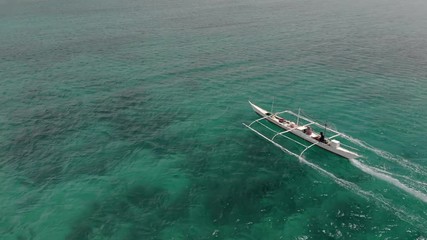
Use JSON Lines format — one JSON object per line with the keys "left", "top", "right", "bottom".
{"left": 1, "top": 0, "right": 427, "bottom": 239}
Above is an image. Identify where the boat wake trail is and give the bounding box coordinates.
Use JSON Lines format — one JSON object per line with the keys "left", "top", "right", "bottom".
{"left": 349, "top": 158, "right": 427, "bottom": 204}
{"left": 293, "top": 154, "right": 426, "bottom": 229}
{"left": 364, "top": 164, "right": 427, "bottom": 188}
{"left": 341, "top": 134, "right": 427, "bottom": 203}
{"left": 341, "top": 134, "right": 427, "bottom": 175}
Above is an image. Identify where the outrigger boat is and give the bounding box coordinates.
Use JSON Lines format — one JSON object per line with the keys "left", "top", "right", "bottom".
{"left": 243, "top": 101, "right": 360, "bottom": 159}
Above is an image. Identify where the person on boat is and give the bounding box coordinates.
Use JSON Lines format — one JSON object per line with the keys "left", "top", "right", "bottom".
{"left": 318, "top": 132, "right": 326, "bottom": 143}
{"left": 304, "top": 126, "right": 312, "bottom": 135}
{"left": 275, "top": 115, "right": 285, "bottom": 123}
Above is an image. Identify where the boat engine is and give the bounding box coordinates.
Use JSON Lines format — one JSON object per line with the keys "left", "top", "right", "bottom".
{"left": 330, "top": 140, "right": 340, "bottom": 148}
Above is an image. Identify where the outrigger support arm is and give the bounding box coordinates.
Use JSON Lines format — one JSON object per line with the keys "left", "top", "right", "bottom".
{"left": 272, "top": 128, "right": 297, "bottom": 140}
{"left": 244, "top": 121, "right": 320, "bottom": 158}
{"left": 299, "top": 142, "right": 319, "bottom": 157}
{"left": 242, "top": 123, "right": 301, "bottom": 158}
{"left": 271, "top": 122, "right": 315, "bottom": 140}
{"left": 283, "top": 110, "right": 341, "bottom": 136}
{"left": 328, "top": 133, "right": 341, "bottom": 140}
{"left": 255, "top": 121, "right": 308, "bottom": 148}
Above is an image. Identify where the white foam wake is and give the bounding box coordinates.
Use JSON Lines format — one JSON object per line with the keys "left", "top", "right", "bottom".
{"left": 341, "top": 134, "right": 427, "bottom": 176}
{"left": 295, "top": 154, "right": 426, "bottom": 228}
{"left": 349, "top": 158, "right": 427, "bottom": 204}
{"left": 368, "top": 165, "right": 427, "bottom": 188}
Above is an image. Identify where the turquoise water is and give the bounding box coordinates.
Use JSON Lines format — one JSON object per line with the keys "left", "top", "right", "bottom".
{"left": 1, "top": 0, "right": 427, "bottom": 239}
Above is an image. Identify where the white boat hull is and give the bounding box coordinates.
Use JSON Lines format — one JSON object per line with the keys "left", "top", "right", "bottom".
{"left": 248, "top": 101, "right": 359, "bottom": 159}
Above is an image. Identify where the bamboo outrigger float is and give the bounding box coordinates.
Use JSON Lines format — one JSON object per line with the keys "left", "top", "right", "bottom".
{"left": 243, "top": 101, "right": 360, "bottom": 159}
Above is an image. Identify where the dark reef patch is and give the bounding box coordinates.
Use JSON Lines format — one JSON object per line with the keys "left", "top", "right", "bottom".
{"left": 1, "top": 85, "right": 188, "bottom": 186}
{"left": 66, "top": 185, "right": 190, "bottom": 240}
